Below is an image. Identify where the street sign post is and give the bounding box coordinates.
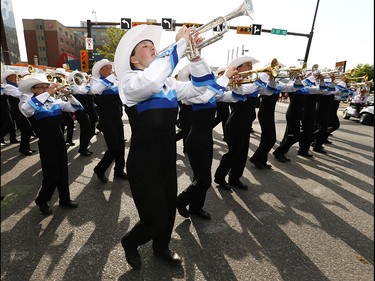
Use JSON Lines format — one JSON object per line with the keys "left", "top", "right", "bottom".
{"left": 271, "top": 28, "right": 288, "bottom": 35}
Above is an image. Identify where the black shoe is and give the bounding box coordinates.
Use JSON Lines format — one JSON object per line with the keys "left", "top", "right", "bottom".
{"left": 176, "top": 198, "right": 190, "bottom": 218}
{"left": 59, "top": 200, "right": 78, "bottom": 208}
{"left": 324, "top": 139, "right": 332, "bottom": 144}
{"left": 273, "top": 152, "right": 287, "bottom": 163}
{"left": 121, "top": 236, "right": 141, "bottom": 269}
{"left": 313, "top": 147, "right": 327, "bottom": 154}
{"left": 297, "top": 150, "right": 314, "bottom": 158}
{"left": 214, "top": 179, "right": 232, "bottom": 192}
{"left": 94, "top": 169, "right": 107, "bottom": 183}
{"left": 114, "top": 171, "right": 129, "bottom": 180}
{"left": 263, "top": 163, "right": 272, "bottom": 169}
{"left": 153, "top": 249, "right": 182, "bottom": 264}
{"left": 10, "top": 139, "right": 21, "bottom": 144}
{"left": 35, "top": 199, "right": 52, "bottom": 215}
{"left": 20, "top": 149, "right": 33, "bottom": 156}
{"left": 189, "top": 208, "right": 211, "bottom": 220}
{"left": 66, "top": 142, "right": 75, "bottom": 146}
{"left": 249, "top": 157, "right": 264, "bottom": 169}
{"left": 79, "top": 150, "right": 92, "bottom": 156}
{"left": 228, "top": 179, "right": 248, "bottom": 190}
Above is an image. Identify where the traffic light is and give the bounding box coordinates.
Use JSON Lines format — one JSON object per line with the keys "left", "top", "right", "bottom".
{"left": 183, "top": 23, "right": 202, "bottom": 29}
{"left": 80, "top": 50, "right": 89, "bottom": 72}
{"left": 132, "top": 21, "right": 153, "bottom": 28}
{"left": 236, "top": 26, "right": 252, "bottom": 34}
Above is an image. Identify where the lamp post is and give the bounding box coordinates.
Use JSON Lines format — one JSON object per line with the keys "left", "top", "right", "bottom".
{"left": 304, "top": 0, "right": 321, "bottom": 64}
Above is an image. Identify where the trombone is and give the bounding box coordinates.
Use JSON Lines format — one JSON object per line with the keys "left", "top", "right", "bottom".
{"left": 159, "top": 0, "right": 254, "bottom": 61}
{"left": 230, "top": 58, "right": 280, "bottom": 88}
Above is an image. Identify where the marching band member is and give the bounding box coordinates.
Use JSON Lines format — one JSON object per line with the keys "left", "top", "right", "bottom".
{"left": 297, "top": 70, "right": 323, "bottom": 158}
{"left": 213, "top": 67, "right": 231, "bottom": 139}
{"left": 68, "top": 70, "right": 93, "bottom": 156}
{"left": 18, "top": 73, "right": 83, "bottom": 215}
{"left": 1, "top": 73, "right": 18, "bottom": 144}
{"left": 53, "top": 68, "right": 76, "bottom": 146}
{"left": 114, "top": 24, "right": 214, "bottom": 269}
{"left": 175, "top": 65, "right": 193, "bottom": 153}
{"left": 310, "top": 72, "right": 335, "bottom": 154}
{"left": 177, "top": 65, "right": 238, "bottom": 220}
{"left": 326, "top": 76, "right": 351, "bottom": 141}
{"left": 214, "top": 56, "right": 259, "bottom": 191}
{"left": 90, "top": 59, "right": 128, "bottom": 183}
{"left": 249, "top": 64, "right": 283, "bottom": 169}
{"left": 1, "top": 69, "right": 35, "bottom": 155}
{"left": 272, "top": 73, "right": 307, "bottom": 162}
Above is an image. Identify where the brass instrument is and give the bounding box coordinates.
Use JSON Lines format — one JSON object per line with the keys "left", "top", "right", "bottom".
{"left": 68, "top": 72, "right": 87, "bottom": 91}
{"left": 159, "top": 0, "right": 254, "bottom": 61}
{"left": 277, "top": 62, "right": 307, "bottom": 79}
{"left": 231, "top": 58, "right": 280, "bottom": 88}
{"left": 28, "top": 65, "right": 35, "bottom": 73}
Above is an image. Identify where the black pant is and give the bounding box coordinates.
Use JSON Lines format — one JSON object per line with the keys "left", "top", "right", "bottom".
{"left": 75, "top": 111, "right": 92, "bottom": 152}
{"left": 61, "top": 112, "right": 75, "bottom": 143}
{"left": 313, "top": 95, "right": 334, "bottom": 148}
{"left": 274, "top": 93, "right": 306, "bottom": 154}
{"left": 299, "top": 95, "right": 318, "bottom": 153}
{"left": 94, "top": 118, "right": 125, "bottom": 174}
{"left": 251, "top": 94, "right": 279, "bottom": 165}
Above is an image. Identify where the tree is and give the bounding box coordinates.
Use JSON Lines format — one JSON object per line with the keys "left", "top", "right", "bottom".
{"left": 351, "top": 63, "right": 374, "bottom": 91}
{"left": 96, "top": 27, "right": 126, "bottom": 61}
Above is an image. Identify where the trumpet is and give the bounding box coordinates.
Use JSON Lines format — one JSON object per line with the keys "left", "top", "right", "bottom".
{"left": 277, "top": 62, "right": 307, "bottom": 79}
{"left": 230, "top": 58, "right": 280, "bottom": 88}
{"left": 159, "top": 0, "right": 254, "bottom": 61}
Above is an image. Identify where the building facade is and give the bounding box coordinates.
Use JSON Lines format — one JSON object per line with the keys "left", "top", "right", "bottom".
{"left": 1, "top": 0, "right": 21, "bottom": 64}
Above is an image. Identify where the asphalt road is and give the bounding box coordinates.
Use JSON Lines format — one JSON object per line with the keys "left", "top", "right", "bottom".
{"left": 1, "top": 101, "right": 374, "bottom": 281}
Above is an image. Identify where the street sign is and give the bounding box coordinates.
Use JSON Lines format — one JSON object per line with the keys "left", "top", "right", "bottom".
{"left": 271, "top": 28, "right": 287, "bottom": 35}
{"left": 161, "top": 18, "right": 173, "bottom": 30}
{"left": 85, "top": 37, "right": 94, "bottom": 50}
{"left": 252, "top": 24, "right": 262, "bottom": 35}
{"left": 121, "top": 18, "right": 131, "bottom": 30}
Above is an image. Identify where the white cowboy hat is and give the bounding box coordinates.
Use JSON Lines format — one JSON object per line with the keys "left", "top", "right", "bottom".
{"left": 114, "top": 24, "right": 162, "bottom": 80}
{"left": 1, "top": 70, "right": 16, "bottom": 84}
{"left": 214, "top": 67, "right": 226, "bottom": 77}
{"left": 229, "top": 56, "right": 259, "bottom": 68}
{"left": 91, "top": 59, "right": 113, "bottom": 79}
{"left": 18, "top": 73, "right": 49, "bottom": 93}
{"left": 52, "top": 67, "right": 69, "bottom": 76}
{"left": 177, "top": 64, "right": 191, "bottom": 81}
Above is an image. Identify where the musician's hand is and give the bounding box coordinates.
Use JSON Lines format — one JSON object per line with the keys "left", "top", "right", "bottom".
{"left": 176, "top": 26, "right": 191, "bottom": 43}
{"left": 224, "top": 66, "right": 238, "bottom": 79}
{"left": 47, "top": 83, "right": 58, "bottom": 96}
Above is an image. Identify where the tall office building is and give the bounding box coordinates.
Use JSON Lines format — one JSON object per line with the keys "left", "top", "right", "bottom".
{"left": 1, "top": 0, "right": 21, "bottom": 64}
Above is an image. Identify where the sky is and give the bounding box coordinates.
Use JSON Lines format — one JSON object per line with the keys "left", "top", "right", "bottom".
{"left": 8, "top": 0, "right": 375, "bottom": 73}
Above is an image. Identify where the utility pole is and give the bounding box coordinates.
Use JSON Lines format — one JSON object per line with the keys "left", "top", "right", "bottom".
{"left": 304, "top": 0, "right": 321, "bottom": 64}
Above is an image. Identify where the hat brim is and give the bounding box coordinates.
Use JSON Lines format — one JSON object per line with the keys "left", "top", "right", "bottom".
{"left": 18, "top": 74, "right": 50, "bottom": 93}
{"left": 114, "top": 25, "right": 162, "bottom": 80}
{"left": 92, "top": 60, "right": 114, "bottom": 79}
{"left": 229, "top": 56, "right": 259, "bottom": 68}
{"left": 1, "top": 70, "right": 16, "bottom": 84}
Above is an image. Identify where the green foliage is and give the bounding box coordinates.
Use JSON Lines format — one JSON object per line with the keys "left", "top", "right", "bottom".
{"left": 351, "top": 64, "right": 374, "bottom": 91}
{"left": 96, "top": 27, "right": 126, "bottom": 61}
